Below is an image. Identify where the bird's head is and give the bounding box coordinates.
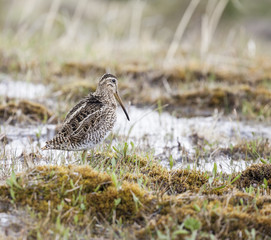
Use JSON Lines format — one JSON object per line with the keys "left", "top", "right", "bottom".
{"left": 98, "top": 73, "right": 130, "bottom": 121}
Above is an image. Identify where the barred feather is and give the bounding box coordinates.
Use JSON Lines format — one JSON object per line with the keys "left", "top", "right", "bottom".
{"left": 42, "top": 74, "right": 128, "bottom": 151}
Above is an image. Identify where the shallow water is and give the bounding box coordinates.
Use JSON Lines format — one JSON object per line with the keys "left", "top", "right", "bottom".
{"left": 0, "top": 75, "right": 270, "bottom": 174}
{"left": 1, "top": 106, "right": 270, "bottom": 174}
{"left": 115, "top": 107, "right": 271, "bottom": 173}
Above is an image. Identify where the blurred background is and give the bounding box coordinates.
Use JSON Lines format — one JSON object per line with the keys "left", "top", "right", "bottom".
{"left": 1, "top": 0, "right": 271, "bottom": 71}
{"left": 1, "top": 2, "right": 271, "bottom": 238}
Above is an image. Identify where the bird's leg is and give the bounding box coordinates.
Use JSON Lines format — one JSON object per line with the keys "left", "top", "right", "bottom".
{"left": 82, "top": 150, "right": 87, "bottom": 164}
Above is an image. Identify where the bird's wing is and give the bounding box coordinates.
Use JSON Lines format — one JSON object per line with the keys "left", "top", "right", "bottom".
{"left": 69, "top": 108, "right": 109, "bottom": 143}
{"left": 64, "top": 95, "right": 102, "bottom": 122}
{"left": 56, "top": 94, "right": 104, "bottom": 138}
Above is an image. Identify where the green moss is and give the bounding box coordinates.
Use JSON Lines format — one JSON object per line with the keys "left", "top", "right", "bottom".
{"left": 234, "top": 164, "right": 271, "bottom": 189}
{"left": 93, "top": 151, "right": 210, "bottom": 195}
{"left": 1, "top": 162, "right": 271, "bottom": 239}
{"left": 0, "top": 165, "right": 154, "bottom": 223}
{"left": 1, "top": 147, "right": 271, "bottom": 239}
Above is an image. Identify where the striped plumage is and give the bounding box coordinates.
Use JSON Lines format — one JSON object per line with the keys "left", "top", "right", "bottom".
{"left": 42, "top": 74, "right": 129, "bottom": 153}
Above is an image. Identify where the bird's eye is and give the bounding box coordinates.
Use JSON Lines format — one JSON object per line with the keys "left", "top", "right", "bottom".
{"left": 111, "top": 79, "right": 116, "bottom": 84}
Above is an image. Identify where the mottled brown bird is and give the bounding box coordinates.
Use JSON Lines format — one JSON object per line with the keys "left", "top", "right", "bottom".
{"left": 42, "top": 73, "right": 130, "bottom": 162}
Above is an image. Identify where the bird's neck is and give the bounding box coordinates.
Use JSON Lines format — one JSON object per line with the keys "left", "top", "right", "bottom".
{"left": 94, "top": 89, "right": 117, "bottom": 107}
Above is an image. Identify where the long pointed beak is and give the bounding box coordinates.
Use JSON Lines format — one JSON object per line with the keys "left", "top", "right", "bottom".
{"left": 114, "top": 91, "right": 130, "bottom": 121}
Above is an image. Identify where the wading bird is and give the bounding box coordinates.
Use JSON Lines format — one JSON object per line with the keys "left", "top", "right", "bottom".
{"left": 42, "top": 73, "right": 130, "bottom": 162}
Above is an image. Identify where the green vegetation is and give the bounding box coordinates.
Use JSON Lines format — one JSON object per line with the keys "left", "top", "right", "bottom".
{"left": 1, "top": 0, "right": 271, "bottom": 239}
{"left": 1, "top": 150, "right": 271, "bottom": 239}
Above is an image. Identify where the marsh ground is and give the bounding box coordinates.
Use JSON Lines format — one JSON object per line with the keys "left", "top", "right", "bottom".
{"left": 0, "top": 0, "right": 271, "bottom": 239}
